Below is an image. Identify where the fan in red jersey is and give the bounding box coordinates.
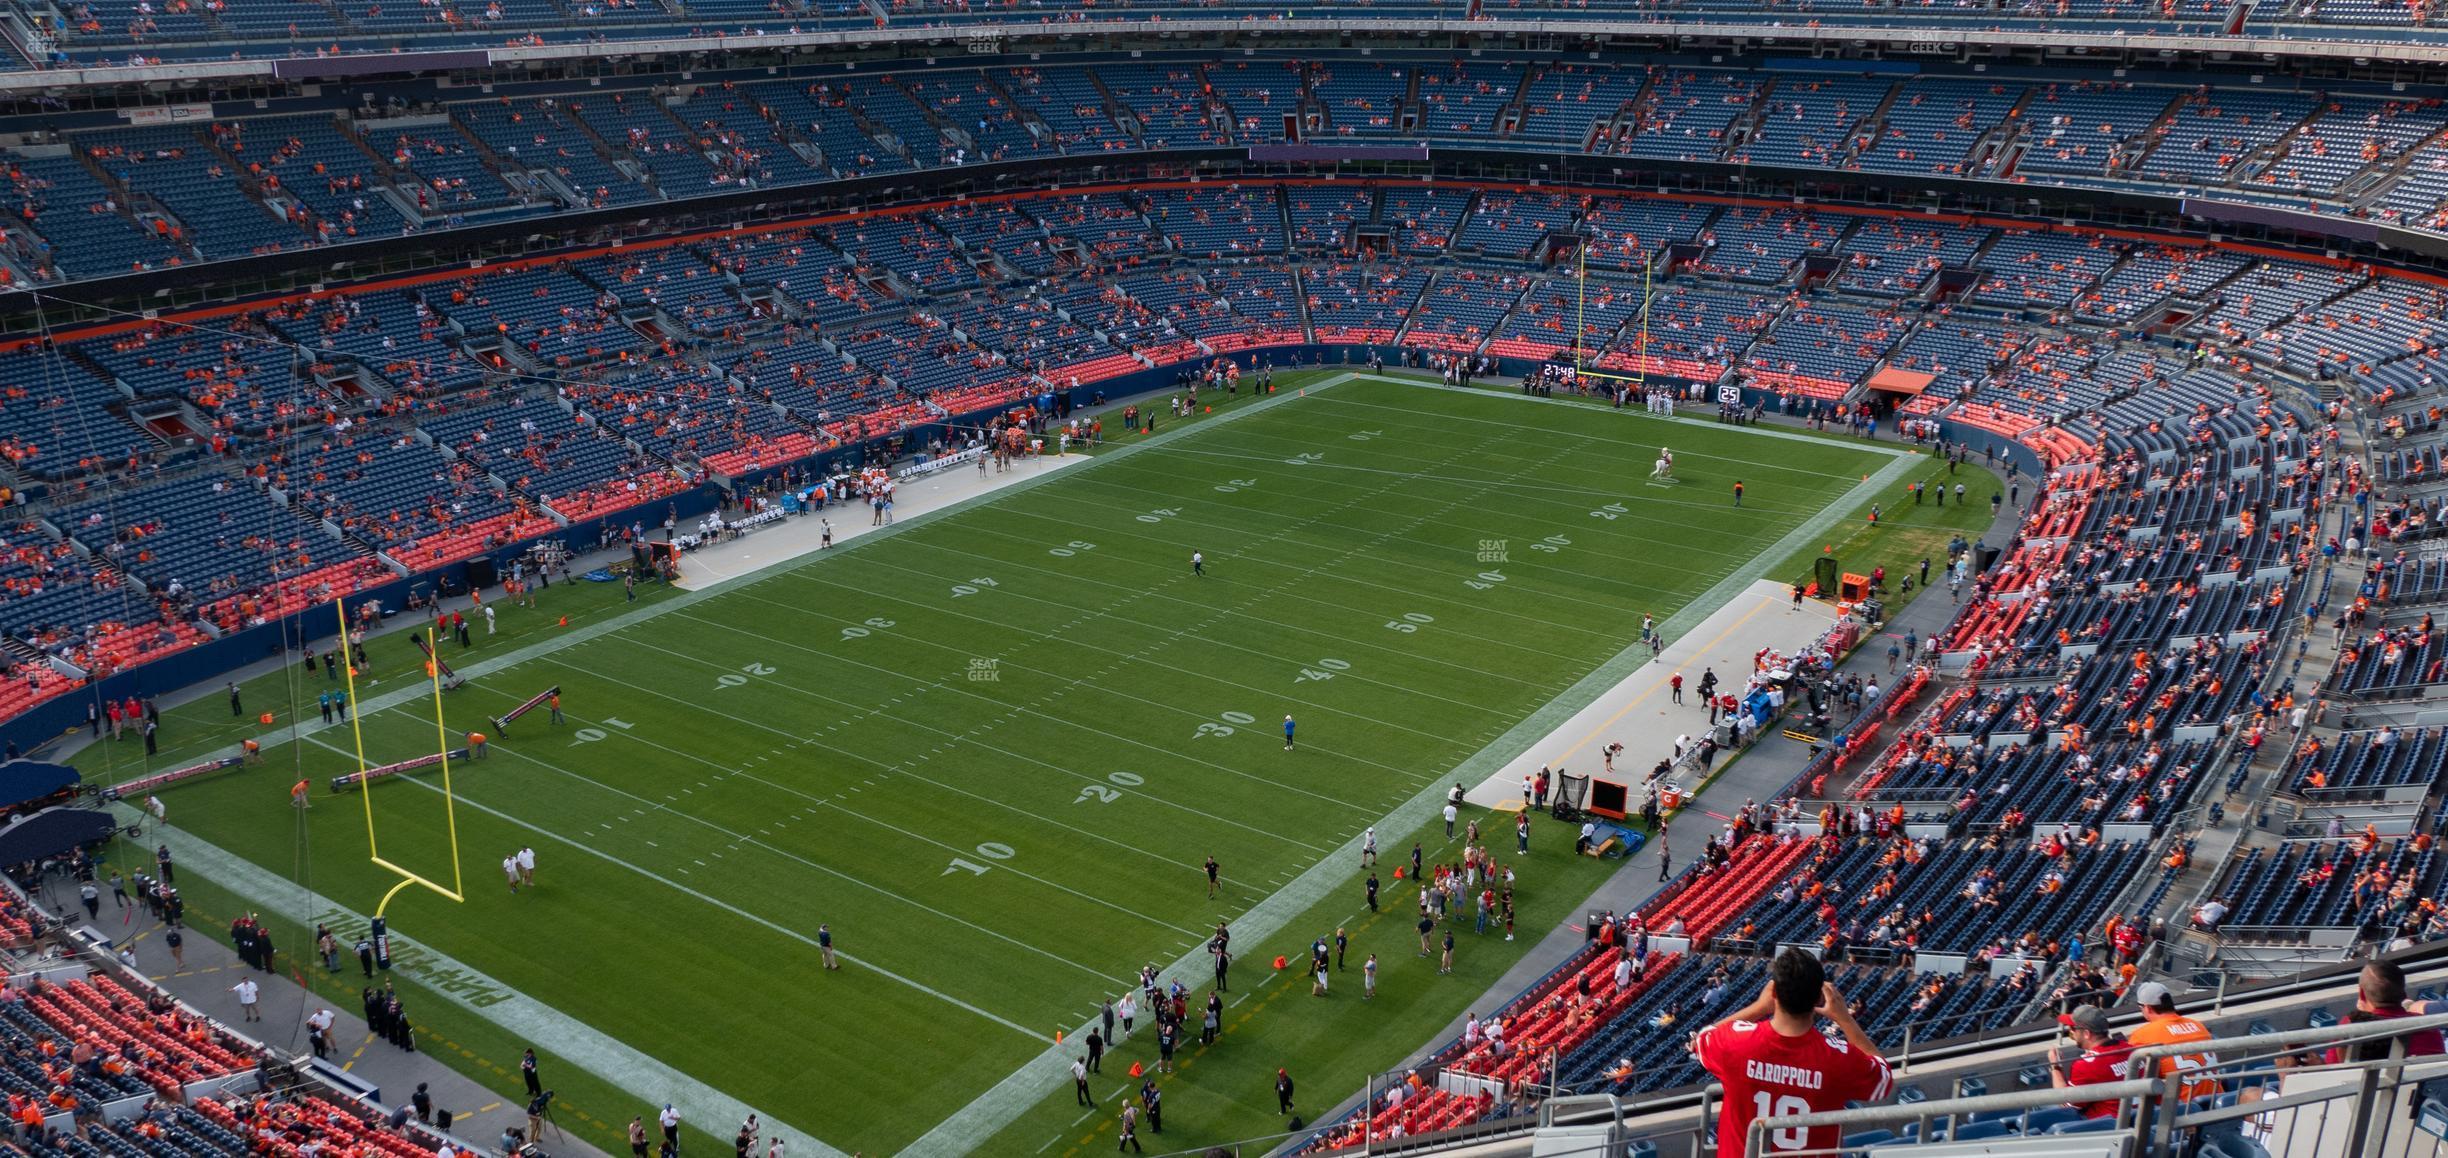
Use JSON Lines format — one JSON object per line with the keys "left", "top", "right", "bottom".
{"left": 1691, "top": 948, "right": 1893, "bottom": 1157}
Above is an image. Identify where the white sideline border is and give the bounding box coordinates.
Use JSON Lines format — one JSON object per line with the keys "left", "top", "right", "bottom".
{"left": 906, "top": 380, "right": 1923, "bottom": 1155}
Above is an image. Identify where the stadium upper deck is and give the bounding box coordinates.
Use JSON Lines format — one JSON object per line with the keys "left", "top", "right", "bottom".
{"left": 10, "top": 61, "right": 2448, "bottom": 298}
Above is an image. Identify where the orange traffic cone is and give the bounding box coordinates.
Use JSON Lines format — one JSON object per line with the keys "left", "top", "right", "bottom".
{"left": 1393, "top": 866, "right": 1405, "bottom": 880}
{"left": 1055, "top": 1029, "right": 1064, "bottom": 1045}
{"left": 557, "top": 615, "right": 569, "bottom": 627}
{"left": 1203, "top": 405, "right": 1212, "bottom": 414}
{"left": 1273, "top": 955, "right": 1288, "bottom": 970}
{"left": 258, "top": 712, "right": 274, "bottom": 726}
{"left": 1129, "top": 1060, "right": 1145, "bottom": 1078}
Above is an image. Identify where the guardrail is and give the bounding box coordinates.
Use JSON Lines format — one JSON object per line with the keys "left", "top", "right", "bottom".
{"left": 1749, "top": 1011, "right": 2448, "bottom": 1158}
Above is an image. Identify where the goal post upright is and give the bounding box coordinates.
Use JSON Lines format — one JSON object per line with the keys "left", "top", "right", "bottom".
{"left": 334, "top": 598, "right": 467, "bottom": 920}
{"left": 1569, "top": 229, "right": 1656, "bottom": 389}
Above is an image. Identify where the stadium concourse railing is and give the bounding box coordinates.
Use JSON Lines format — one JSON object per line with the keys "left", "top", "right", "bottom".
{"left": 35, "top": 13, "right": 2448, "bottom": 94}
{"left": 1752, "top": 1012, "right": 2448, "bottom": 1158}
{"left": 1270, "top": 948, "right": 2448, "bottom": 1158}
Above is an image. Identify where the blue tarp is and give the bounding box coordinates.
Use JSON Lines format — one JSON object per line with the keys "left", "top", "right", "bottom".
{"left": 0, "top": 808, "right": 115, "bottom": 865}
{"left": 0, "top": 761, "right": 79, "bottom": 810}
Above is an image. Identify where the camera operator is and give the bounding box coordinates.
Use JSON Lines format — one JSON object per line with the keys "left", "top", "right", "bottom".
{"left": 526, "top": 1090, "right": 554, "bottom": 1143}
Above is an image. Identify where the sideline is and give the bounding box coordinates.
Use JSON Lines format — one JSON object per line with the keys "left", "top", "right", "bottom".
{"left": 905, "top": 379, "right": 1923, "bottom": 1155}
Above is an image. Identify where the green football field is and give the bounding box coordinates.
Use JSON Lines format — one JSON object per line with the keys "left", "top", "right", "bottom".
{"left": 70, "top": 374, "right": 1913, "bottom": 1156}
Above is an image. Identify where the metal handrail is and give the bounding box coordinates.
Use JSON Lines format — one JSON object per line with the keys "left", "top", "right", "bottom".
{"left": 1750, "top": 1009, "right": 2448, "bottom": 1132}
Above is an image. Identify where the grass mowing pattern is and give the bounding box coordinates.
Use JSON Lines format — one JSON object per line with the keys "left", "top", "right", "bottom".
{"left": 75, "top": 377, "right": 1895, "bottom": 1155}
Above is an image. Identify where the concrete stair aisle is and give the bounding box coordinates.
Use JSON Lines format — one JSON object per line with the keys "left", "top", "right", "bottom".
{"left": 2108, "top": 89, "right": 2193, "bottom": 176}
{"left": 1716, "top": 76, "right": 1780, "bottom": 160}
{"left": 2341, "top": 119, "right": 2448, "bottom": 209}
{"left": 981, "top": 69, "right": 1062, "bottom": 154}
{"left": 1833, "top": 80, "right": 1907, "bottom": 170}
{"left": 2227, "top": 101, "right": 2335, "bottom": 187}
{"left": 1490, "top": 63, "right": 1542, "bottom": 138}
{"left": 1963, "top": 89, "right": 2036, "bottom": 178}
{"left": 1291, "top": 265, "right": 1316, "bottom": 343}
{"left": 1590, "top": 71, "right": 1659, "bottom": 154}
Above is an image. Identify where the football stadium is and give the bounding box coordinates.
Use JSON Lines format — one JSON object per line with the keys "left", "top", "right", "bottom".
{"left": 0, "top": 7, "right": 2441, "bottom": 1158}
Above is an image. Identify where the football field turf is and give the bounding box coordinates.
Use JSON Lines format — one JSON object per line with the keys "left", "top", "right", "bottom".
{"left": 76, "top": 374, "right": 1906, "bottom": 1155}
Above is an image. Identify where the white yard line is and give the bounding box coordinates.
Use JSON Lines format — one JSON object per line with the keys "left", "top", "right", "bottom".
{"left": 836, "top": 546, "right": 1600, "bottom": 665}
{"left": 606, "top": 633, "right": 1378, "bottom": 812}
{"left": 482, "top": 683, "right": 1275, "bottom": 882}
